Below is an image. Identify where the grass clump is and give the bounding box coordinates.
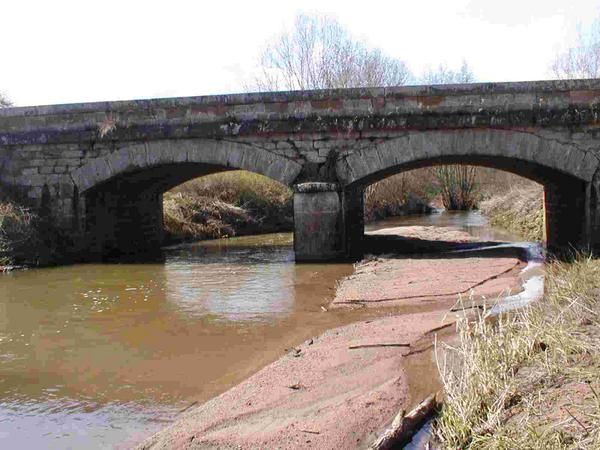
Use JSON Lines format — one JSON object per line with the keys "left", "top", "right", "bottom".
{"left": 163, "top": 171, "right": 293, "bottom": 242}
{"left": 0, "top": 200, "right": 48, "bottom": 266}
{"left": 163, "top": 194, "right": 255, "bottom": 241}
{"left": 480, "top": 185, "right": 544, "bottom": 241}
{"left": 434, "top": 256, "right": 600, "bottom": 449}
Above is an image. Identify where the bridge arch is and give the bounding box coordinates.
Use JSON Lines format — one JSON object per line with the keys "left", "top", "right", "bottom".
{"left": 336, "top": 129, "right": 598, "bottom": 188}
{"left": 330, "top": 129, "right": 599, "bottom": 258}
{"left": 72, "top": 138, "right": 302, "bottom": 194}
{"left": 71, "top": 139, "right": 301, "bottom": 260}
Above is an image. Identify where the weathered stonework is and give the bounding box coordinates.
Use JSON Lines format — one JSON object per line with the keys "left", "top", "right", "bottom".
{"left": 2, "top": 80, "right": 600, "bottom": 260}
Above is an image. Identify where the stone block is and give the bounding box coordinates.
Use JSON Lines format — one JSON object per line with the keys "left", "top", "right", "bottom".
{"left": 21, "top": 167, "right": 38, "bottom": 176}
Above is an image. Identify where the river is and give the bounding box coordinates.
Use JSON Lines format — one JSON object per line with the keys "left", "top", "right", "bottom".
{"left": 0, "top": 211, "right": 530, "bottom": 448}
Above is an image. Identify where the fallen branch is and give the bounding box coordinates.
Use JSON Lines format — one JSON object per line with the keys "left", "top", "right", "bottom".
{"left": 405, "top": 343, "right": 434, "bottom": 356}
{"left": 425, "top": 322, "right": 454, "bottom": 335}
{"left": 349, "top": 343, "right": 410, "bottom": 350}
{"left": 178, "top": 401, "right": 198, "bottom": 414}
{"left": 562, "top": 406, "right": 589, "bottom": 435}
{"left": 299, "top": 429, "right": 320, "bottom": 435}
{"left": 450, "top": 304, "right": 484, "bottom": 312}
{"left": 368, "top": 393, "right": 439, "bottom": 450}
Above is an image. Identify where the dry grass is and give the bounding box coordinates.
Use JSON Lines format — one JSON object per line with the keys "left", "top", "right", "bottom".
{"left": 163, "top": 194, "right": 255, "bottom": 241}
{"left": 434, "top": 256, "right": 600, "bottom": 449}
{"left": 0, "top": 200, "right": 44, "bottom": 265}
{"left": 480, "top": 185, "right": 544, "bottom": 241}
{"left": 164, "top": 171, "right": 293, "bottom": 242}
{"left": 364, "top": 171, "right": 435, "bottom": 220}
{"left": 172, "top": 171, "right": 292, "bottom": 206}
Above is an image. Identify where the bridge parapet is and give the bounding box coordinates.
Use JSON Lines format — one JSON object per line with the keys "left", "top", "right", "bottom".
{"left": 3, "top": 80, "right": 600, "bottom": 147}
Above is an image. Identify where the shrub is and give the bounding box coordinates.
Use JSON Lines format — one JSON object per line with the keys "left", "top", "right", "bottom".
{"left": 163, "top": 171, "right": 293, "bottom": 242}
{"left": 0, "top": 201, "right": 46, "bottom": 265}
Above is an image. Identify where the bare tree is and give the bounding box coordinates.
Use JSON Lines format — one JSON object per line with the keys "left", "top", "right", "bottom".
{"left": 420, "top": 61, "right": 475, "bottom": 84}
{"left": 0, "top": 93, "right": 11, "bottom": 108}
{"left": 552, "top": 19, "right": 600, "bottom": 79}
{"left": 420, "top": 62, "right": 479, "bottom": 209}
{"left": 435, "top": 165, "right": 479, "bottom": 210}
{"left": 254, "top": 14, "right": 411, "bottom": 91}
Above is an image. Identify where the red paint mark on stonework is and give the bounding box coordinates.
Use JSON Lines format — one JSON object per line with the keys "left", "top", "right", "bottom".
{"left": 165, "top": 107, "right": 182, "bottom": 119}
{"left": 416, "top": 95, "right": 445, "bottom": 107}
{"left": 264, "top": 102, "right": 290, "bottom": 114}
{"left": 310, "top": 99, "right": 344, "bottom": 111}
{"left": 569, "top": 90, "right": 600, "bottom": 103}
{"left": 371, "top": 97, "right": 385, "bottom": 111}
{"left": 304, "top": 211, "right": 323, "bottom": 234}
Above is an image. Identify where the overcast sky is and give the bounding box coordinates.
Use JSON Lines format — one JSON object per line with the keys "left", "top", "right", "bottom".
{"left": 2, "top": 0, "right": 600, "bottom": 106}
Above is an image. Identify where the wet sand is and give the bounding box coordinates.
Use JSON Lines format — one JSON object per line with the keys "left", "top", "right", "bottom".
{"left": 136, "top": 226, "right": 526, "bottom": 449}
{"left": 333, "top": 226, "right": 524, "bottom": 309}
{"left": 333, "top": 255, "right": 523, "bottom": 308}
{"left": 136, "top": 312, "right": 453, "bottom": 450}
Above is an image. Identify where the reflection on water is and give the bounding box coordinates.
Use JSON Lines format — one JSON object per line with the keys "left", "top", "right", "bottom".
{"left": 0, "top": 212, "right": 531, "bottom": 448}
{"left": 164, "top": 234, "right": 296, "bottom": 321}
{"left": 0, "top": 232, "right": 359, "bottom": 448}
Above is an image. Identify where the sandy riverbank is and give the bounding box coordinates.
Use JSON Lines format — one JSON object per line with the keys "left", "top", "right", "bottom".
{"left": 135, "top": 226, "right": 527, "bottom": 450}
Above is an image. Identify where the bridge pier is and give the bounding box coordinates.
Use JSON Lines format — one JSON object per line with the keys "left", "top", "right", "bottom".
{"left": 585, "top": 172, "right": 600, "bottom": 254}
{"left": 293, "top": 183, "right": 344, "bottom": 261}
{"left": 342, "top": 185, "right": 365, "bottom": 259}
{"left": 544, "top": 179, "right": 588, "bottom": 255}
{"left": 292, "top": 183, "right": 365, "bottom": 261}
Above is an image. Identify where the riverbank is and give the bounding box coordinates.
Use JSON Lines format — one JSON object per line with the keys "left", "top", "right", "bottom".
{"left": 432, "top": 257, "right": 600, "bottom": 449}
{"left": 480, "top": 185, "right": 544, "bottom": 242}
{"left": 136, "top": 225, "right": 529, "bottom": 449}
{"left": 162, "top": 172, "right": 294, "bottom": 243}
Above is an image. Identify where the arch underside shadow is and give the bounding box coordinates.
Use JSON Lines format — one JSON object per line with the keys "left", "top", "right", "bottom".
{"left": 347, "top": 154, "right": 586, "bottom": 189}
{"left": 366, "top": 156, "right": 590, "bottom": 252}
{"left": 344, "top": 132, "right": 598, "bottom": 253}
{"left": 82, "top": 162, "right": 286, "bottom": 261}
{"left": 72, "top": 138, "right": 301, "bottom": 260}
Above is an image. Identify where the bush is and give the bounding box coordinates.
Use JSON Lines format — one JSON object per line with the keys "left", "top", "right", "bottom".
{"left": 432, "top": 165, "right": 479, "bottom": 210}
{"left": 0, "top": 201, "right": 47, "bottom": 266}
{"left": 163, "top": 171, "right": 293, "bottom": 242}
{"left": 364, "top": 171, "right": 436, "bottom": 220}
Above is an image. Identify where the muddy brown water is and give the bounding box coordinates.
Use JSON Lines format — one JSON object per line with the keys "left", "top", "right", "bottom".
{"left": 0, "top": 211, "right": 525, "bottom": 448}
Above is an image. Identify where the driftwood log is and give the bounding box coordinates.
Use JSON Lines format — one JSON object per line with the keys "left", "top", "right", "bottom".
{"left": 368, "top": 393, "right": 439, "bottom": 450}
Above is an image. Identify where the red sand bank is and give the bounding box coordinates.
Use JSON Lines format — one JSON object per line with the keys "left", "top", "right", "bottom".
{"left": 137, "top": 311, "right": 452, "bottom": 449}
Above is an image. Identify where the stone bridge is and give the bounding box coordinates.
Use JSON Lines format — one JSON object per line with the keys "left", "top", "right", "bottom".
{"left": 1, "top": 80, "right": 600, "bottom": 261}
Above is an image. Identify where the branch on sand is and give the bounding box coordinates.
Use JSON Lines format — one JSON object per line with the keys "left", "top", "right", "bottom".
{"left": 369, "top": 393, "right": 439, "bottom": 450}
